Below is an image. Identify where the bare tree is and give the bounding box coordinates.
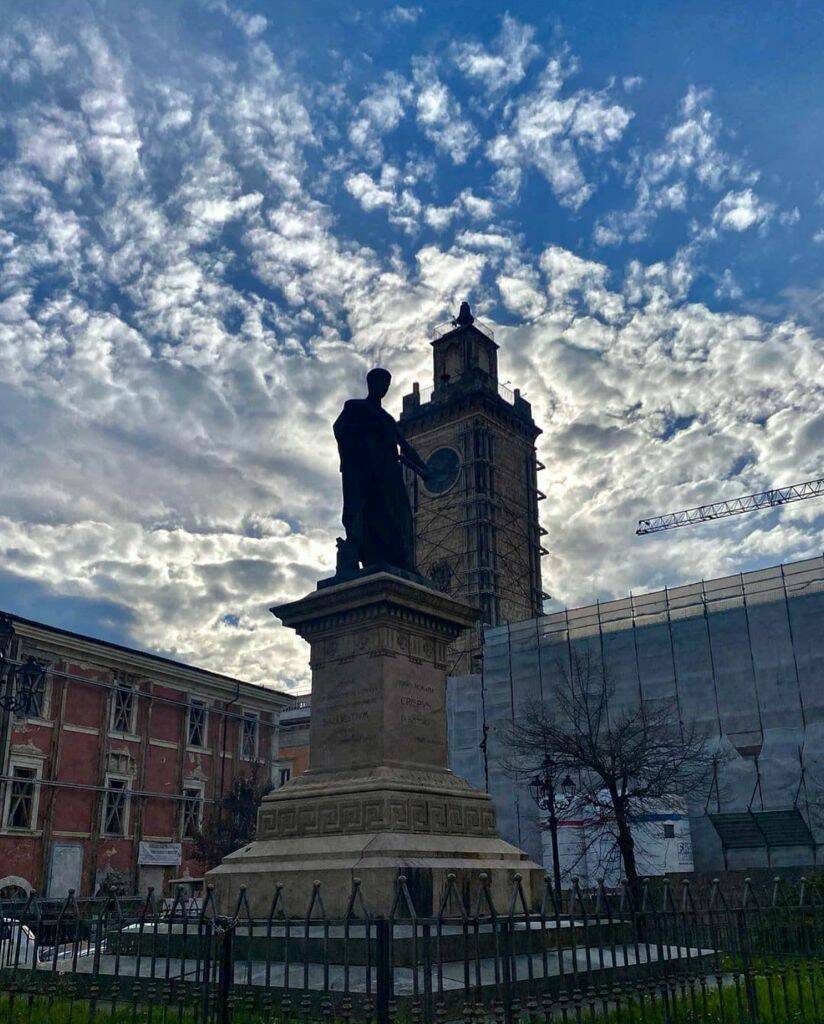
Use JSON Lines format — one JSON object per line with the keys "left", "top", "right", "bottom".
{"left": 503, "top": 648, "right": 723, "bottom": 901}
{"left": 193, "top": 764, "right": 272, "bottom": 870}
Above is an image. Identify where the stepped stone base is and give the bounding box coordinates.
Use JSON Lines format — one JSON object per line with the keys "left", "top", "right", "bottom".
{"left": 212, "top": 829, "right": 543, "bottom": 917}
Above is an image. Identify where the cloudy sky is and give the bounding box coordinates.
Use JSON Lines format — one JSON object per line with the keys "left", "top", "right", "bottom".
{"left": 1, "top": 0, "right": 822, "bottom": 691}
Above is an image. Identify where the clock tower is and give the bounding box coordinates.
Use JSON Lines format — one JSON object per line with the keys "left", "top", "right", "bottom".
{"left": 400, "top": 302, "right": 547, "bottom": 671}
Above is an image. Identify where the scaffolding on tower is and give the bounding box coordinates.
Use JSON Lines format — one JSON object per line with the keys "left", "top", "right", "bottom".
{"left": 409, "top": 433, "right": 550, "bottom": 677}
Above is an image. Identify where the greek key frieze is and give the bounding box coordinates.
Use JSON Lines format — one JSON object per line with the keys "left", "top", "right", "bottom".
{"left": 261, "top": 791, "right": 498, "bottom": 839}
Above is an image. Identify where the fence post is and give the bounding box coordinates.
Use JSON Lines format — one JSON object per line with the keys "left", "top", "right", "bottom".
{"left": 201, "top": 919, "right": 213, "bottom": 1023}
{"left": 422, "top": 921, "right": 433, "bottom": 1024}
{"left": 737, "top": 906, "right": 758, "bottom": 1024}
{"left": 375, "top": 917, "right": 392, "bottom": 1024}
{"left": 499, "top": 917, "right": 514, "bottom": 1024}
{"left": 216, "top": 915, "right": 235, "bottom": 1024}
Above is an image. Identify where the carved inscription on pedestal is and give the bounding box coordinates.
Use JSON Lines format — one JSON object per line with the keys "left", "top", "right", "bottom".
{"left": 310, "top": 674, "right": 382, "bottom": 770}
{"left": 397, "top": 678, "right": 439, "bottom": 746}
{"left": 388, "top": 675, "right": 448, "bottom": 768}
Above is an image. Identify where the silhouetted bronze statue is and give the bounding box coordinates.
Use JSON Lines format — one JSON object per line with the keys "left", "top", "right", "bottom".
{"left": 334, "top": 368, "right": 429, "bottom": 574}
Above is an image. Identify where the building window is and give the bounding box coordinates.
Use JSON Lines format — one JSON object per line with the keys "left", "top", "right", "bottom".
{"left": 16, "top": 663, "right": 48, "bottom": 720}
{"left": 21, "top": 677, "right": 45, "bottom": 719}
{"left": 3, "top": 764, "right": 40, "bottom": 831}
{"left": 181, "top": 783, "right": 204, "bottom": 839}
{"left": 271, "top": 762, "right": 292, "bottom": 788}
{"left": 662, "top": 823, "right": 675, "bottom": 839}
{"left": 187, "top": 700, "right": 208, "bottom": 749}
{"left": 110, "top": 684, "right": 136, "bottom": 735}
{"left": 240, "top": 711, "right": 259, "bottom": 761}
{"left": 102, "top": 776, "right": 130, "bottom": 837}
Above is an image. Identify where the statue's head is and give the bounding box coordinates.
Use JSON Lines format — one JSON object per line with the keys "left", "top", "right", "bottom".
{"left": 366, "top": 367, "right": 391, "bottom": 399}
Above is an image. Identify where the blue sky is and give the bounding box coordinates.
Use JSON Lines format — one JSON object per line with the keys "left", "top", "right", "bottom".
{"left": 0, "top": 0, "right": 821, "bottom": 689}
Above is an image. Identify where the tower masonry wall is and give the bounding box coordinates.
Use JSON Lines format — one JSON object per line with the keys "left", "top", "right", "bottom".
{"left": 404, "top": 405, "right": 540, "bottom": 625}
{"left": 446, "top": 555, "right": 824, "bottom": 875}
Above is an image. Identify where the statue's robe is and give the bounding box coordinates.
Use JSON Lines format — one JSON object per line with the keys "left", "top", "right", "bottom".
{"left": 333, "top": 398, "right": 415, "bottom": 573}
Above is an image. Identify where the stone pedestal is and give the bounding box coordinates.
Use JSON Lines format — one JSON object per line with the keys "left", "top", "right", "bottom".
{"left": 207, "top": 572, "right": 543, "bottom": 915}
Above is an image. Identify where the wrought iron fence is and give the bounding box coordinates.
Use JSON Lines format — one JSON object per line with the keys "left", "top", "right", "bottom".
{"left": 0, "top": 873, "right": 822, "bottom": 1023}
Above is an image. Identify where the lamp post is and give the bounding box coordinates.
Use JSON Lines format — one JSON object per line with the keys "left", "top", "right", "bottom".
{"left": 0, "top": 653, "right": 46, "bottom": 718}
{"left": 529, "top": 757, "right": 575, "bottom": 902}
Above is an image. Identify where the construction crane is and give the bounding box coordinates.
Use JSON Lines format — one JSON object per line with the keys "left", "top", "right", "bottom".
{"left": 636, "top": 476, "right": 824, "bottom": 535}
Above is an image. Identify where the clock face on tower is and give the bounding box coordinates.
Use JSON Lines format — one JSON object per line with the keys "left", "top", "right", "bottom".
{"left": 424, "top": 447, "right": 461, "bottom": 495}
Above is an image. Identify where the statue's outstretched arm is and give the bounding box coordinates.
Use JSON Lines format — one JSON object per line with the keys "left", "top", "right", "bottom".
{"left": 396, "top": 429, "right": 428, "bottom": 478}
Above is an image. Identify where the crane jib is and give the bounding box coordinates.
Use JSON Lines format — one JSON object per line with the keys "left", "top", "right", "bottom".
{"left": 636, "top": 476, "right": 824, "bottom": 535}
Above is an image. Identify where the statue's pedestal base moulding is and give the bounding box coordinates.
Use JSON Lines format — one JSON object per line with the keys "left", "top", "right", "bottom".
{"left": 207, "top": 572, "right": 543, "bottom": 915}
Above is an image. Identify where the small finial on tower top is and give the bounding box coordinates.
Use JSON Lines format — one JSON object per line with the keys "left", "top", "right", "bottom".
{"left": 454, "top": 301, "right": 474, "bottom": 327}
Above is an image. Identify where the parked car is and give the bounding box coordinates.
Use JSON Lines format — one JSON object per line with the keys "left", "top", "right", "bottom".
{"left": 0, "top": 919, "right": 37, "bottom": 967}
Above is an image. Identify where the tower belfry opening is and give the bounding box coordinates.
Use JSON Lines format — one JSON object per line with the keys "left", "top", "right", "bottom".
{"left": 400, "top": 301, "right": 548, "bottom": 672}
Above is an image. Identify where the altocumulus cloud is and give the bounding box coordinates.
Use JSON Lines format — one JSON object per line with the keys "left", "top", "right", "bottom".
{"left": 0, "top": 3, "right": 821, "bottom": 690}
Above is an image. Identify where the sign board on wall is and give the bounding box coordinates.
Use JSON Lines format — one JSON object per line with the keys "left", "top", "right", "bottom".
{"left": 138, "top": 842, "right": 182, "bottom": 866}
{"left": 48, "top": 844, "right": 83, "bottom": 898}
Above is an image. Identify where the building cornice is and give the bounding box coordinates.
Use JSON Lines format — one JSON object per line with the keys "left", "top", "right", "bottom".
{"left": 4, "top": 613, "right": 294, "bottom": 710}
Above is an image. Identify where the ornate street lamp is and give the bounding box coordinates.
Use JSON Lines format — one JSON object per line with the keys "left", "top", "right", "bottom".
{"left": 528, "top": 757, "right": 576, "bottom": 902}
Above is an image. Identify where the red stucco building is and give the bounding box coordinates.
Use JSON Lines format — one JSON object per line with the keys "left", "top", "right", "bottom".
{"left": 0, "top": 612, "right": 296, "bottom": 900}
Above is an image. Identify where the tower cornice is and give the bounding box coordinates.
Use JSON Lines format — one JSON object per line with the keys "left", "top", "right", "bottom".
{"left": 400, "top": 385, "right": 541, "bottom": 442}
